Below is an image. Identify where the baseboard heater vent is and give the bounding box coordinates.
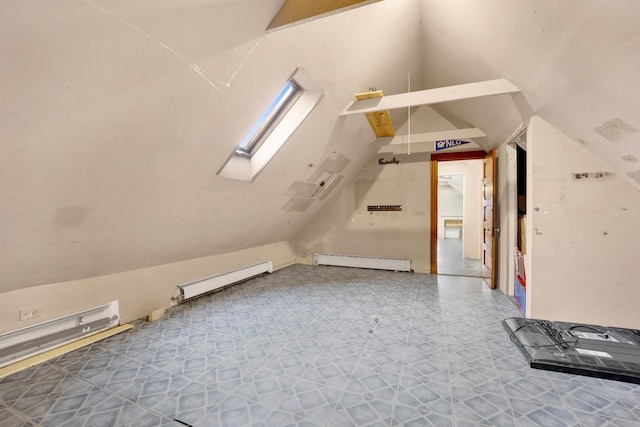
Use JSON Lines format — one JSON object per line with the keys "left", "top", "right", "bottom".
{"left": 313, "top": 253, "right": 411, "bottom": 272}
{"left": 178, "top": 260, "right": 273, "bottom": 301}
{"left": 0, "top": 300, "right": 120, "bottom": 369}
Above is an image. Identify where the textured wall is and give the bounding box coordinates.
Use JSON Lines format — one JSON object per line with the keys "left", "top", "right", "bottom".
{"left": 0, "top": 241, "right": 296, "bottom": 334}
{"left": 528, "top": 117, "right": 640, "bottom": 329}
{"left": 296, "top": 152, "right": 431, "bottom": 273}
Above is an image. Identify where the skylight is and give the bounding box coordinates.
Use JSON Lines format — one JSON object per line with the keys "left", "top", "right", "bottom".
{"left": 217, "top": 68, "right": 324, "bottom": 182}
{"left": 235, "top": 79, "right": 303, "bottom": 158}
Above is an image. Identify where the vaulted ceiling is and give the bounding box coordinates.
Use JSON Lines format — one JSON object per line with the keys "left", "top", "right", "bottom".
{"left": 1, "top": 0, "right": 638, "bottom": 293}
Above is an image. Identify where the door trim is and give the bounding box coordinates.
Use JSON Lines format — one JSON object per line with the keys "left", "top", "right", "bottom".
{"left": 430, "top": 159, "right": 438, "bottom": 274}
{"left": 430, "top": 150, "right": 487, "bottom": 275}
{"left": 431, "top": 150, "right": 486, "bottom": 162}
{"left": 482, "top": 150, "right": 497, "bottom": 289}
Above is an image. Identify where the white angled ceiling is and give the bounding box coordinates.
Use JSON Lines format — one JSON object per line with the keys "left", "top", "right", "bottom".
{"left": 1, "top": 0, "right": 638, "bottom": 292}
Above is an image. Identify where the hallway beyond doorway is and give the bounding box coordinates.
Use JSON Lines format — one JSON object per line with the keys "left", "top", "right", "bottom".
{"left": 437, "top": 238, "right": 482, "bottom": 277}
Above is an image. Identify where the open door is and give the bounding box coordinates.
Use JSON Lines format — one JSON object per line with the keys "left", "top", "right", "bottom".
{"left": 482, "top": 150, "right": 496, "bottom": 288}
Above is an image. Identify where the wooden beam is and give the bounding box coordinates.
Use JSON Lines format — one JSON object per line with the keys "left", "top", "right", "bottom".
{"left": 267, "top": 0, "right": 382, "bottom": 31}
{"left": 377, "top": 141, "right": 482, "bottom": 155}
{"left": 340, "top": 78, "right": 521, "bottom": 116}
{"left": 354, "top": 90, "right": 383, "bottom": 100}
{"left": 365, "top": 111, "right": 395, "bottom": 137}
{"left": 355, "top": 90, "right": 395, "bottom": 137}
{"left": 383, "top": 128, "right": 486, "bottom": 146}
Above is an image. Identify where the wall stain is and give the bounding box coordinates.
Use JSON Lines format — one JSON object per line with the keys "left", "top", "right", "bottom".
{"left": 53, "top": 206, "right": 91, "bottom": 227}
{"left": 627, "top": 169, "right": 640, "bottom": 184}
{"left": 282, "top": 198, "right": 314, "bottom": 212}
{"left": 594, "top": 118, "right": 638, "bottom": 143}
{"left": 622, "top": 154, "right": 638, "bottom": 163}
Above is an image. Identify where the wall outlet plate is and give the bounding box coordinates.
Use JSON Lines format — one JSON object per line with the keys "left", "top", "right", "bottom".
{"left": 19, "top": 307, "right": 41, "bottom": 321}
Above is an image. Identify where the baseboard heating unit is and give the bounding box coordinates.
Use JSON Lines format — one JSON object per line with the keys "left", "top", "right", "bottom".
{"left": 503, "top": 317, "right": 640, "bottom": 384}
{"left": 0, "top": 300, "right": 120, "bottom": 369}
{"left": 313, "top": 253, "right": 411, "bottom": 272}
{"left": 178, "top": 260, "right": 273, "bottom": 301}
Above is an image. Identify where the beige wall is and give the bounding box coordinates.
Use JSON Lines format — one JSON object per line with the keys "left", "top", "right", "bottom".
{"left": 528, "top": 116, "right": 640, "bottom": 329}
{"left": 0, "top": 241, "right": 296, "bottom": 334}
{"left": 296, "top": 152, "right": 431, "bottom": 273}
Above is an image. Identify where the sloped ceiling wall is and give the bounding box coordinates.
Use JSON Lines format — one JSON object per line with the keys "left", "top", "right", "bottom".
{"left": 0, "top": 0, "right": 423, "bottom": 292}
{"left": 1, "top": 0, "right": 639, "bottom": 294}
{"left": 419, "top": 0, "right": 640, "bottom": 183}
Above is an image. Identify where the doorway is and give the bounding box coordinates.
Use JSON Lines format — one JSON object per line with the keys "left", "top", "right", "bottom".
{"left": 430, "top": 150, "right": 491, "bottom": 280}
{"left": 436, "top": 161, "right": 483, "bottom": 277}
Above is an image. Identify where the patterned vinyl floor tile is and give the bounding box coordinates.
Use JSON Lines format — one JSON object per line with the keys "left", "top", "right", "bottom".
{"left": 0, "top": 264, "right": 639, "bottom": 426}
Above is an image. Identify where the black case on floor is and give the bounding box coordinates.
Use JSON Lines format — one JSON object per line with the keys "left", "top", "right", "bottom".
{"left": 503, "top": 317, "right": 640, "bottom": 384}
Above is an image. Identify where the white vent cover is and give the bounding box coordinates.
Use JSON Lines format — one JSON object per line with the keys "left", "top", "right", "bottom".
{"left": 178, "top": 261, "right": 273, "bottom": 301}
{"left": 313, "top": 253, "right": 411, "bottom": 272}
{"left": 0, "top": 300, "right": 120, "bottom": 368}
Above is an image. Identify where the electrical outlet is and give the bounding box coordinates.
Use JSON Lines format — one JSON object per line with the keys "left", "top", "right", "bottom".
{"left": 19, "top": 307, "right": 41, "bottom": 321}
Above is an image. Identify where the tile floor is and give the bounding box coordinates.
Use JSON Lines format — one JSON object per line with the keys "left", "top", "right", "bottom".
{"left": 1, "top": 265, "right": 639, "bottom": 426}
{"left": 437, "top": 239, "right": 482, "bottom": 278}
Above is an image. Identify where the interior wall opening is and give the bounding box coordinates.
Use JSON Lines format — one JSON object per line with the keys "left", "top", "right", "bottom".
{"left": 436, "top": 160, "right": 483, "bottom": 277}
{"left": 429, "top": 150, "right": 488, "bottom": 280}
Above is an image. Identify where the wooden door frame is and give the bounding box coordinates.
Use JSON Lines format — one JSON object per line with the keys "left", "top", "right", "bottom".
{"left": 482, "top": 150, "right": 497, "bottom": 289}
{"left": 430, "top": 150, "right": 487, "bottom": 275}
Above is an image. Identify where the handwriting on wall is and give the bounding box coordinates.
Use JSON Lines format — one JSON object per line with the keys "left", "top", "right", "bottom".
{"left": 378, "top": 157, "right": 400, "bottom": 165}
{"left": 572, "top": 172, "right": 614, "bottom": 180}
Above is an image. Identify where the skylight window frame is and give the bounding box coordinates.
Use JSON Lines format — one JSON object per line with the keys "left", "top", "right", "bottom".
{"left": 235, "top": 79, "right": 303, "bottom": 158}
{"left": 217, "top": 68, "right": 324, "bottom": 182}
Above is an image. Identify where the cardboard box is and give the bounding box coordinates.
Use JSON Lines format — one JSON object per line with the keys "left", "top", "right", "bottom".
{"left": 518, "top": 215, "right": 526, "bottom": 253}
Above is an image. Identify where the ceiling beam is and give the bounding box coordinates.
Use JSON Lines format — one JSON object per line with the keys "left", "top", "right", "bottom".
{"left": 340, "top": 78, "right": 520, "bottom": 116}
{"left": 355, "top": 90, "right": 395, "bottom": 137}
{"left": 377, "top": 140, "right": 483, "bottom": 155}
{"left": 267, "top": 0, "right": 382, "bottom": 31}
{"left": 380, "top": 128, "right": 487, "bottom": 146}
